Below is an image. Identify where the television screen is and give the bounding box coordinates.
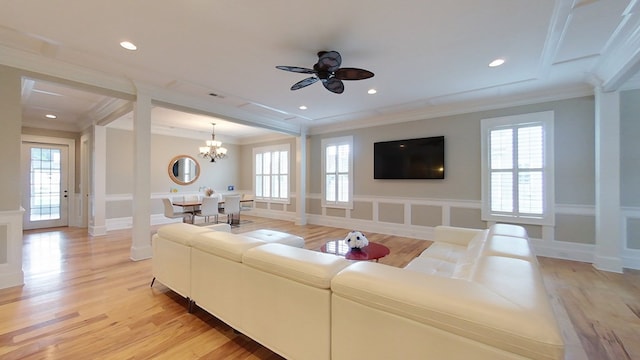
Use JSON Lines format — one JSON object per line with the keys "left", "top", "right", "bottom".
{"left": 374, "top": 136, "right": 445, "bottom": 179}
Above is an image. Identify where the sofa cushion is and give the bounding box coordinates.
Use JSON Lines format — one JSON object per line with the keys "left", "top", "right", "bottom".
{"left": 242, "top": 243, "right": 352, "bottom": 289}
{"left": 404, "top": 257, "right": 456, "bottom": 277}
{"left": 191, "top": 231, "right": 265, "bottom": 262}
{"left": 240, "top": 229, "right": 305, "bottom": 248}
{"left": 418, "top": 242, "right": 466, "bottom": 262}
{"left": 483, "top": 235, "right": 537, "bottom": 263}
{"left": 156, "top": 223, "right": 212, "bottom": 246}
{"left": 433, "top": 225, "right": 484, "bottom": 246}
{"left": 488, "top": 223, "right": 528, "bottom": 238}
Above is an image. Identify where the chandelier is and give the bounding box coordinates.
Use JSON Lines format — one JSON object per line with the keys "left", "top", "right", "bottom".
{"left": 199, "top": 123, "right": 228, "bottom": 162}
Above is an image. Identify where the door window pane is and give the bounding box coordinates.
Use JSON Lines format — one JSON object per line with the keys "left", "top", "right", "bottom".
{"left": 30, "top": 147, "right": 62, "bottom": 221}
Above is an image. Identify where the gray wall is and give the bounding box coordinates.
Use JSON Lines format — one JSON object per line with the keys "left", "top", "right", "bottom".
{"left": 105, "top": 128, "right": 240, "bottom": 218}
{"left": 309, "top": 96, "right": 595, "bottom": 203}
{"left": 621, "top": 89, "right": 640, "bottom": 207}
{"left": 304, "top": 96, "right": 597, "bottom": 243}
{"left": 621, "top": 89, "right": 640, "bottom": 249}
{"left": 0, "top": 66, "right": 22, "bottom": 212}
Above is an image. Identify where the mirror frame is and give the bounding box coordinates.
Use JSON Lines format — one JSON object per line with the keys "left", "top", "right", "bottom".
{"left": 168, "top": 155, "right": 201, "bottom": 185}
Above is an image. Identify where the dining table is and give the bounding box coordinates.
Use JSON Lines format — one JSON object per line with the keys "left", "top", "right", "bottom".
{"left": 171, "top": 198, "right": 254, "bottom": 225}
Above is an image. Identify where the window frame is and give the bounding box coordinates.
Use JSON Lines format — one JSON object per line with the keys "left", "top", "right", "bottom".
{"left": 321, "top": 136, "right": 354, "bottom": 210}
{"left": 253, "top": 143, "right": 290, "bottom": 203}
{"left": 481, "top": 111, "right": 555, "bottom": 226}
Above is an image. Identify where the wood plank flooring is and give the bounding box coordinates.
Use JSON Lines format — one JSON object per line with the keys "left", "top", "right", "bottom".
{"left": 0, "top": 216, "right": 638, "bottom": 359}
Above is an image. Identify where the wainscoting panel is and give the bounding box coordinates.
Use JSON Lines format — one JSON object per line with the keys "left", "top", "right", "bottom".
{"left": 102, "top": 192, "right": 639, "bottom": 270}
{"left": 0, "top": 208, "right": 24, "bottom": 289}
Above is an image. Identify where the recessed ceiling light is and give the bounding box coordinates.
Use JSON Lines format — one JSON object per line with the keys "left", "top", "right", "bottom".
{"left": 299, "top": 105, "right": 307, "bottom": 110}
{"left": 489, "top": 58, "right": 505, "bottom": 67}
{"left": 45, "top": 114, "right": 57, "bottom": 119}
{"left": 368, "top": 89, "right": 377, "bottom": 95}
{"left": 120, "top": 41, "right": 137, "bottom": 51}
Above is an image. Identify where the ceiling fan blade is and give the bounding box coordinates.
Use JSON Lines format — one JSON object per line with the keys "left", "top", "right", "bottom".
{"left": 323, "top": 78, "right": 344, "bottom": 94}
{"left": 334, "top": 68, "right": 375, "bottom": 80}
{"left": 276, "top": 65, "right": 315, "bottom": 74}
{"left": 291, "top": 77, "right": 319, "bottom": 90}
{"left": 315, "top": 51, "right": 342, "bottom": 72}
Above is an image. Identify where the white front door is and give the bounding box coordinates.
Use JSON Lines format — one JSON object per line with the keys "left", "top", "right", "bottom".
{"left": 21, "top": 143, "right": 69, "bottom": 230}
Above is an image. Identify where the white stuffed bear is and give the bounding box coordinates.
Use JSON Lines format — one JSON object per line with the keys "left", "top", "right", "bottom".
{"left": 344, "top": 230, "right": 369, "bottom": 250}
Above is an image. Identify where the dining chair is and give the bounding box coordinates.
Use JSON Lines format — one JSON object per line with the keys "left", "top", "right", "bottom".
{"left": 224, "top": 195, "right": 242, "bottom": 225}
{"left": 162, "top": 198, "right": 192, "bottom": 223}
{"left": 241, "top": 193, "right": 254, "bottom": 211}
{"left": 194, "top": 196, "right": 223, "bottom": 224}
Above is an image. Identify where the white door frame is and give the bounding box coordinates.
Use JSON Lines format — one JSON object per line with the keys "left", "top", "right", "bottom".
{"left": 21, "top": 135, "right": 76, "bottom": 228}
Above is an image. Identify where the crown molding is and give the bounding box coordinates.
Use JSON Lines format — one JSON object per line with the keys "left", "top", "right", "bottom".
{"left": 594, "top": 1, "right": 640, "bottom": 91}
{"left": 307, "top": 83, "right": 594, "bottom": 135}
{"left": 0, "top": 44, "right": 135, "bottom": 96}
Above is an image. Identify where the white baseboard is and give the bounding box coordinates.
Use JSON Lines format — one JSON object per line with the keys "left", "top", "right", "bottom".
{"left": 593, "top": 255, "right": 624, "bottom": 273}
{"left": 130, "top": 245, "right": 152, "bottom": 261}
{"left": 529, "top": 238, "right": 595, "bottom": 264}
{"left": 249, "top": 208, "right": 297, "bottom": 222}
{"left": 0, "top": 271, "right": 24, "bottom": 290}
{"left": 622, "top": 249, "right": 640, "bottom": 271}
{"left": 89, "top": 225, "right": 108, "bottom": 236}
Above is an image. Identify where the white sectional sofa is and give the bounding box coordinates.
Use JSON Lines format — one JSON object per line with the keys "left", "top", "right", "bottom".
{"left": 151, "top": 223, "right": 564, "bottom": 360}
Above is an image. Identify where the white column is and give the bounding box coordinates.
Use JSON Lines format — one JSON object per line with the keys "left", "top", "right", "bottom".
{"left": 130, "top": 91, "right": 152, "bottom": 260}
{"left": 594, "top": 87, "right": 623, "bottom": 273}
{"left": 89, "top": 125, "right": 107, "bottom": 236}
{"left": 295, "top": 132, "right": 307, "bottom": 225}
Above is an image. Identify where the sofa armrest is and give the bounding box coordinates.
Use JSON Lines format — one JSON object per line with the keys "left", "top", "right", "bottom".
{"left": 433, "top": 225, "right": 484, "bottom": 246}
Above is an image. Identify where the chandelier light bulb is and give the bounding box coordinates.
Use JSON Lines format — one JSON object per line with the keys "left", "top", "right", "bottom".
{"left": 199, "top": 123, "right": 228, "bottom": 162}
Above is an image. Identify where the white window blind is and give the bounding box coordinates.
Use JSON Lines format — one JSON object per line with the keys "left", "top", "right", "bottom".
{"left": 254, "top": 144, "right": 289, "bottom": 202}
{"left": 322, "top": 136, "right": 353, "bottom": 209}
{"left": 481, "top": 111, "right": 554, "bottom": 225}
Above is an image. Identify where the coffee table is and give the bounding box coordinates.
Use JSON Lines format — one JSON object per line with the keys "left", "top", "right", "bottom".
{"left": 320, "top": 240, "right": 390, "bottom": 262}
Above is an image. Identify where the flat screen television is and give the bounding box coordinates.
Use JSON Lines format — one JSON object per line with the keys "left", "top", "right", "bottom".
{"left": 374, "top": 136, "right": 445, "bottom": 179}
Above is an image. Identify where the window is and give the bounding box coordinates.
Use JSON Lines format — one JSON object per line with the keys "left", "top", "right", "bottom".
{"left": 254, "top": 144, "right": 290, "bottom": 202}
{"left": 481, "top": 111, "right": 554, "bottom": 225}
{"left": 322, "top": 136, "right": 353, "bottom": 209}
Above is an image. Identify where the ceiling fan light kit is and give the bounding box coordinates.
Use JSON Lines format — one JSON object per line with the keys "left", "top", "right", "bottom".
{"left": 276, "top": 51, "right": 374, "bottom": 94}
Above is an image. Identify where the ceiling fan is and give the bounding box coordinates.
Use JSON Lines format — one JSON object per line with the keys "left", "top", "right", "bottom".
{"left": 276, "top": 51, "right": 374, "bottom": 94}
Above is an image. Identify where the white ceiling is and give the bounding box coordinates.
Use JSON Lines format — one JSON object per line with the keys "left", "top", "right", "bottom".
{"left": 3, "top": 0, "right": 640, "bottom": 142}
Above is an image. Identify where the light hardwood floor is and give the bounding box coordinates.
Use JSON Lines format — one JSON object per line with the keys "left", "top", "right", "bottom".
{"left": 1, "top": 216, "right": 638, "bottom": 359}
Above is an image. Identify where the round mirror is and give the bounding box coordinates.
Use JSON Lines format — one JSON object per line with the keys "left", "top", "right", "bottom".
{"left": 168, "top": 155, "right": 200, "bottom": 185}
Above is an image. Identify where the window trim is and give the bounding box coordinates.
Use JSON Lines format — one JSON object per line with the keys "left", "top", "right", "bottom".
{"left": 321, "top": 136, "right": 354, "bottom": 210}
{"left": 253, "top": 143, "right": 290, "bottom": 204}
{"left": 481, "top": 111, "right": 555, "bottom": 226}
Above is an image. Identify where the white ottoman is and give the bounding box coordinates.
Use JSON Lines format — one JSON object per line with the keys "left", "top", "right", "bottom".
{"left": 241, "top": 229, "right": 305, "bottom": 248}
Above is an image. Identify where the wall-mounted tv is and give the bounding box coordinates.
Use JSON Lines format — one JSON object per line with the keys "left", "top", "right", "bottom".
{"left": 374, "top": 136, "right": 445, "bottom": 179}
